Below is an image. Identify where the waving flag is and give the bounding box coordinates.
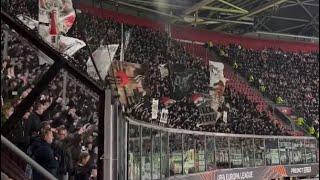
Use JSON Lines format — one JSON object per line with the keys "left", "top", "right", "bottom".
{"left": 59, "top": 35, "right": 86, "bottom": 56}
{"left": 87, "top": 44, "right": 119, "bottom": 80}
{"left": 16, "top": 15, "right": 39, "bottom": 30}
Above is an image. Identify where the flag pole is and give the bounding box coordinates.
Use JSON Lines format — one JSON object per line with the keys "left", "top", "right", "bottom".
{"left": 81, "top": 30, "right": 104, "bottom": 82}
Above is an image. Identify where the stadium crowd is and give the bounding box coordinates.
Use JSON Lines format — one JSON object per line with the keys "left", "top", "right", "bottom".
{"left": 216, "top": 44, "right": 319, "bottom": 133}
{"left": 1, "top": 23, "right": 99, "bottom": 179}
{"left": 1, "top": 0, "right": 318, "bottom": 178}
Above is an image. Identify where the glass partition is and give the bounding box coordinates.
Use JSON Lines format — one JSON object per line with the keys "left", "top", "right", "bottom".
{"left": 169, "top": 133, "right": 183, "bottom": 176}
{"left": 205, "top": 136, "right": 215, "bottom": 170}
{"left": 253, "top": 138, "right": 265, "bottom": 166}
{"left": 229, "top": 137, "right": 243, "bottom": 168}
{"left": 152, "top": 129, "right": 161, "bottom": 180}
{"left": 141, "top": 128, "right": 152, "bottom": 180}
{"left": 161, "top": 132, "right": 169, "bottom": 178}
{"left": 195, "top": 135, "right": 205, "bottom": 173}
{"left": 128, "top": 124, "right": 141, "bottom": 180}
{"left": 242, "top": 138, "right": 254, "bottom": 167}
{"left": 215, "top": 136, "right": 229, "bottom": 169}
{"left": 265, "top": 139, "right": 279, "bottom": 165}
{"left": 127, "top": 121, "right": 318, "bottom": 180}
{"left": 291, "top": 139, "right": 305, "bottom": 164}
{"left": 279, "top": 139, "right": 291, "bottom": 165}
{"left": 305, "top": 139, "right": 317, "bottom": 163}
{"left": 183, "top": 134, "right": 195, "bottom": 175}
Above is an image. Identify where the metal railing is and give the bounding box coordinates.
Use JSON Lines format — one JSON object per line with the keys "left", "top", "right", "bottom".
{"left": 1, "top": 135, "right": 58, "bottom": 180}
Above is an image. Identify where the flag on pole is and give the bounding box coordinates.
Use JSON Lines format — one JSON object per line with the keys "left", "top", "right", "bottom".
{"left": 120, "top": 24, "right": 124, "bottom": 62}
{"left": 87, "top": 44, "right": 119, "bottom": 80}
{"left": 59, "top": 35, "right": 86, "bottom": 56}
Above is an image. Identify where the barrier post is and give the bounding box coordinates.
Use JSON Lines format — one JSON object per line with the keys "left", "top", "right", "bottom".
{"left": 103, "top": 89, "right": 114, "bottom": 179}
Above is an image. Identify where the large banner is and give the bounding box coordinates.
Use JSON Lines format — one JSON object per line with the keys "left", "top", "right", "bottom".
{"left": 37, "top": 0, "right": 77, "bottom": 64}
{"left": 169, "top": 64, "right": 196, "bottom": 100}
{"left": 112, "top": 61, "right": 147, "bottom": 105}
{"left": 209, "top": 61, "right": 226, "bottom": 112}
{"left": 17, "top": 15, "right": 39, "bottom": 30}
{"left": 87, "top": 44, "right": 119, "bottom": 80}
{"left": 209, "top": 61, "right": 226, "bottom": 87}
{"left": 169, "top": 163, "right": 319, "bottom": 180}
{"left": 39, "top": 0, "right": 75, "bottom": 34}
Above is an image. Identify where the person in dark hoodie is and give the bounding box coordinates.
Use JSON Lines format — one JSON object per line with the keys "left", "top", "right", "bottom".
{"left": 31, "top": 126, "right": 59, "bottom": 180}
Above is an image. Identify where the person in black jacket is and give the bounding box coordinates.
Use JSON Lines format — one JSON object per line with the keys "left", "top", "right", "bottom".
{"left": 54, "top": 127, "right": 74, "bottom": 180}
{"left": 74, "top": 152, "right": 92, "bottom": 180}
{"left": 31, "top": 127, "right": 59, "bottom": 180}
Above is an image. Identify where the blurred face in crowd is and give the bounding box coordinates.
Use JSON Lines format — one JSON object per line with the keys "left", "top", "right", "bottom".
{"left": 44, "top": 130, "right": 54, "bottom": 144}
{"left": 58, "top": 129, "right": 68, "bottom": 140}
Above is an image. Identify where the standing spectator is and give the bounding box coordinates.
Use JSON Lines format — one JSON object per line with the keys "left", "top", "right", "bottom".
{"left": 54, "top": 127, "right": 73, "bottom": 180}
{"left": 74, "top": 152, "right": 92, "bottom": 180}
{"left": 31, "top": 127, "right": 59, "bottom": 180}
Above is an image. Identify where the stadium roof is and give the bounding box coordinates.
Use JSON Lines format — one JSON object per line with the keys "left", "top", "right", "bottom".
{"left": 104, "top": 0, "right": 319, "bottom": 38}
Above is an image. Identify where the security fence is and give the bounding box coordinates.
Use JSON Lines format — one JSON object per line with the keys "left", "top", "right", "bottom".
{"left": 127, "top": 117, "right": 318, "bottom": 180}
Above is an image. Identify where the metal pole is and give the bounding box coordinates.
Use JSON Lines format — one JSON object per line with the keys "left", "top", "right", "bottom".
{"left": 139, "top": 126, "right": 142, "bottom": 180}
{"left": 241, "top": 139, "right": 244, "bottom": 167}
{"left": 278, "top": 138, "right": 281, "bottom": 165}
{"left": 181, "top": 134, "right": 184, "bottom": 175}
{"left": 228, "top": 137, "right": 231, "bottom": 168}
{"left": 150, "top": 130, "right": 153, "bottom": 180}
{"left": 124, "top": 121, "right": 128, "bottom": 180}
{"left": 1, "top": 135, "right": 58, "bottom": 180}
{"left": 264, "top": 139, "right": 266, "bottom": 166}
{"left": 304, "top": 139, "right": 307, "bottom": 164}
{"left": 193, "top": 135, "right": 196, "bottom": 172}
{"left": 81, "top": 32, "right": 104, "bottom": 82}
{"left": 103, "top": 89, "right": 113, "bottom": 180}
{"left": 160, "top": 131, "right": 162, "bottom": 180}
{"left": 167, "top": 132, "right": 170, "bottom": 177}
{"left": 289, "top": 140, "right": 292, "bottom": 165}
{"left": 120, "top": 23, "right": 124, "bottom": 62}
{"left": 204, "top": 136, "right": 207, "bottom": 171}
{"left": 213, "top": 136, "right": 216, "bottom": 167}
{"left": 253, "top": 138, "right": 256, "bottom": 167}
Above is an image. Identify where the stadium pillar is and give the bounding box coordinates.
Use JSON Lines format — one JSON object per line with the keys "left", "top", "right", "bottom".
{"left": 103, "top": 89, "right": 115, "bottom": 180}
{"left": 116, "top": 101, "right": 127, "bottom": 180}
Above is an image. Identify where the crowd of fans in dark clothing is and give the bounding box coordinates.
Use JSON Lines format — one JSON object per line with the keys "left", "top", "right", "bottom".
{"left": 1, "top": 23, "right": 99, "bottom": 179}
{"left": 2, "top": 1, "right": 318, "bottom": 179}
{"left": 216, "top": 44, "right": 319, "bottom": 133}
